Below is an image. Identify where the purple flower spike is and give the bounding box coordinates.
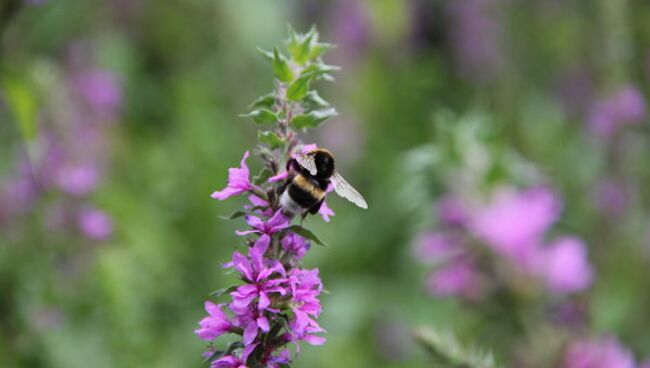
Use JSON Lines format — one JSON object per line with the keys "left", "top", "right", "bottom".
{"left": 211, "top": 151, "right": 253, "bottom": 200}
{"left": 195, "top": 302, "right": 234, "bottom": 341}
{"left": 564, "top": 336, "right": 636, "bottom": 368}
{"left": 425, "top": 258, "right": 481, "bottom": 300}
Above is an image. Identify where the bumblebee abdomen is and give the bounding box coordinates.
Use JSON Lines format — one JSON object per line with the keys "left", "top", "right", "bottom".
{"left": 288, "top": 175, "right": 325, "bottom": 208}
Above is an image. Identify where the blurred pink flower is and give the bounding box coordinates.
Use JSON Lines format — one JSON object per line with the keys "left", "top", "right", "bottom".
{"left": 540, "top": 236, "right": 593, "bottom": 294}
{"left": 470, "top": 187, "right": 561, "bottom": 263}
{"left": 78, "top": 208, "right": 113, "bottom": 240}
{"left": 413, "top": 231, "right": 459, "bottom": 263}
{"left": 56, "top": 164, "right": 99, "bottom": 196}
{"left": 437, "top": 195, "right": 468, "bottom": 226}
{"left": 564, "top": 336, "right": 636, "bottom": 368}
{"left": 592, "top": 179, "right": 628, "bottom": 217}
{"left": 425, "top": 258, "right": 481, "bottom": 299}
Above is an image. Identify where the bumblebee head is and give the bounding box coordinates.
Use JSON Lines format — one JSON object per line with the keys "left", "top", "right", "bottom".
{"left": 312, "top": 149, "right": 335, "bottom": 179}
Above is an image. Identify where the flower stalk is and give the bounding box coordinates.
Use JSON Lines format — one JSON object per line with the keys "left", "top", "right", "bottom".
{"left": 196, "top": 26, "right": 339, "bottom": 368}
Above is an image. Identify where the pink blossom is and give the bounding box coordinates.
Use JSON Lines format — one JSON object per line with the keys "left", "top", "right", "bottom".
{"left": 75, "top": 70, "right": 122, "bottom": 119}
{"left": 470, "top": 187, "right": 561, "bottom": 263}
{"left": 195, "top": 302, "right": 233, "bottom": 341}
{"left": 236, "top": 211, "right": 289, "bottom": 237}
{"left": 56, "top": 164, "right": 99, "bottom": 196}
{"left": 281, "top": 233, "right": 310, "bottom": 260}
{"left": 437, "top": 196, "right": 468, "bottom": 226}
{"left": 425, "top": 258, "right": 481, "bottom": 300}
{"left": 564, "top": 336, "right": 637, "bottom": 368}
{"left": 211, "top": 151, "right": 254, "bottom": 200}
{"left": 78, "top": 208, "right": 113, "bottom": 240}
{"left": 413, "top": 231, "right": 459, "bottom": 263}
{"left": 540, "top": 236, "right": 594, "bottom": 294}
{"left": 318, "top": 201, "right": 335, "bottom": 222}
{"left": 587, "top": 85, "right": 646, "bottom": 137}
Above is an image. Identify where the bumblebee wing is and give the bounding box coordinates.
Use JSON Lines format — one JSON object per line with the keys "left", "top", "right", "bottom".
{"left": 331, "top": 171, "right": 368, "bottom": 209}
{"left": 295, "top": 153, "right": 317, "bottom": 176}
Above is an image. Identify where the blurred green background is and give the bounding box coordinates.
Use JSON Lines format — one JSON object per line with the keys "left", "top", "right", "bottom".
{"left": 2, "top": 0, "right": 650, "bottom": 367}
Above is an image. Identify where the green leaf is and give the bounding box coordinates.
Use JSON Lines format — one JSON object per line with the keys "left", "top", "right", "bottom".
{"left": 302, "top": 63, "right": 340, "bottom": 77}
{"left": 4, "top": 77, "right": 38, "bottom": 141}
{"left": 210, "top": 284, "right": 240, "bottom": 297}
{"left": 240, "top": 109, "right": 278, "bottom": 125}
{"left": 258, "top": 131, "right": 284, "bottom": 149}
{"left": 291, "top": 108, "right": 337, "bottom": 129}
{"left": 219, "top": 211, "right": 247, "bottom": 220}
{"left": 288, "top": 225, "right": 327, "bottom": 246}
{"left": 309, "top": 42, "right": 336, "bottom": 59}
{"left": 304, "top": 90, "right": 330, "bottom": 108}
{"left": 286, "top": 74, "right": 312, "bottom": 101}
{"left": 273, "top": 47, "right": 294, "bottom": 82}
{"left": 257, "top": 47, "right": 274, "bottom": 61}
{"left": 249, "top": 92, "right": 276, "bottom": 109}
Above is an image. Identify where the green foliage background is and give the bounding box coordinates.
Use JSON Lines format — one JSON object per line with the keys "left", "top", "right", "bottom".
{"left": 2, "top": 0, "right": 650, "bottom": 367}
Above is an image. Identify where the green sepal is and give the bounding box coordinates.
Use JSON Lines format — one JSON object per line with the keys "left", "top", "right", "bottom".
{"left": 287, "top": 26, "right": 316, "bottom": 65}
{"left": 258, "top": 131, "right": 284, "bottom": 149}
{"left": 249, "top": 92, "right": 276, "bottom": 109}
{"left": 309, "top": 42, "right": 336, "bottom": 59}
{"left": 210, "top": 284, "right": 239, "bottom": 297}
{"left": 240, "top": 109, "right": 278, "bottom": 125}
{"left": 286, "top": 74, "right": 312, "bottom": 101}
{"left": 273, "top": 47, "right": 294, "bottom": 83}
{"left": 291, "top": 108, "right": 337, "bottom": 129}
{"left": 288, "top": 225, "right": 327, "bottom": 247}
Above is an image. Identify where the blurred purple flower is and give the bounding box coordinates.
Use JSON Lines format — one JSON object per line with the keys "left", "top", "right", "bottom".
{"left": 195, "top": 302, "right": 234, "bottom": 341}
{"left": 425, "top": 258, "right": 481, "bottom": 300}
{"left": 78, "top": 208, "right": 113, "bottom": 240}
{"left": 211, "top": 151, "right": 254, "bottom": 200}
{"left": 56, "top": 164, "right": 99, "bottom": 196}
{"left": 564, "top": 336, "right": 636, "bottom": 368}
{"left": 328, "top": 0, "right": 371, "bottom": 62}
{"left": 587, "top": 85, "right": 646, "bottom": 137}
{"left": 437, "top": 195, "right": 468, "bottom": 226}
{"left": 470, "top": 187, "right": 561, "bottom": 263}
{"left": 74, "top": 70, "right": 122, "bottom": 119}
{"left": 447, "top": 0, "right": 505, "bottom": 83}
{"left": 413, "top": 231, "right": 459, "bottom": 263}
{"left": 540, "top": 236, "right": 593, "bottom": 294}
{"left": 592, "top": 179, "right": 628, "bottom": 217}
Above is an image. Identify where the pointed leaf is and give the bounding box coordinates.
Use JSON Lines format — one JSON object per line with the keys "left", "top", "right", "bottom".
{"left": 273, "top": 47, "right": 294, "bottom": 82}
{"left": 258, "top": 131, "right": 284, "bottom": 149}
{"left": 304, "top": 90, "right": 330, "bottom": 108}
{"left": 286, "top": 74, "right": 312, "bottom": 101}
{"left": 240, "top": 109, "right": 277, "bottom": 125}
{"left": 309, "top": 42, "right": 336, "bottom": 59}
{"left": 288, "top": 225, "right": 327, "bottom": 246}
{"left": 257, "top": 47, "right": 274, "bottom": 61}
{"left": 291, "top": 108, "right": 337, "bottom": 129}
{"left": 302, "top": 63, "right": 340, "bottom": 77}
{"left": 250, "top": 92, "right": 276, "bottom": 109}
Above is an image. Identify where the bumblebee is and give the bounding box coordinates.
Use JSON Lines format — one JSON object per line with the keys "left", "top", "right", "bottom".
{"left": 278, "top": 148, "right": 367, "bottom": 218}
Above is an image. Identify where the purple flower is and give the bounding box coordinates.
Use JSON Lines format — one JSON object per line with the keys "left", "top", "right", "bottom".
{"left": 437, "top": 196, "right": 468, "bottom": 226}
{"left": 78, "top": 208, "right": 113, "bottom": 240}
{"left": 587, "top": 85, "right": 647, "bottom": 137}
{"left": 74, "top": 70, "right": 122, "bottom": 119}
{"left": 56, "top": 164, "right": 99, "bottom": 196}
{"left": 413, "top": 231, "right": 459, "bottom": 263}
{"left": 470, "top": 187, "right": 561, "bottom": 263}
{"left": 318, "top": 200, "right": 335, "bottom": 222}
{"left": 212, "top": 151, "right": 254, "bottom": 200}
{"left": 211, "top": 343, "right": 257, "bottom": 368}
{"left": 287, "top": 268, "right": 323, "bottom": 333}
{"left": 228, "top": 247, "right": 287, "bottom": 311}
{"left": 425, "top": 258, "right": 481, "bottom": 300}
{"left": 268, "top": 349, "right": 292, "bottom": 368}
{"left": 195, "top": 302, "right": 234, "bottom": 341}
{"left": 236, "top": 211, "right": 289, "bottom": 237}
{"left": 268, "top": 171, "right": 289, "bottom": 183}
{"left": 281, "top": 233, "right": 310, "bottom": 260}
{"left": 285, "top": 322, "right": 326, "bottom": 350}
{"left": 564, "top": 336, "right": 636, "bottom": 368}
{"left": 592, "top": 179, "right": 628, "bottom": 217}
{"left": 540, "top": 236, "right": 594, "bottom": 294}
